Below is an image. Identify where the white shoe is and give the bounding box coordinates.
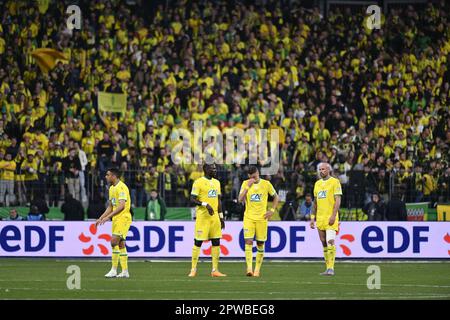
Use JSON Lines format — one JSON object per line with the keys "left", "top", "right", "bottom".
{"left": 104, "top": 269, "right": 117, "bottom": 278}
{"left": 116, "top": 270, "right": 129, "bottom": 278}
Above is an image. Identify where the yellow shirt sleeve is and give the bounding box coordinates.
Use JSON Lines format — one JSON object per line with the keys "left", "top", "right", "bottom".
{"left": 191, "top": 179, "right": 200, "bottom": 196}
{"left": 108, "top": 186, "right": 114, "bottom": 205}
{"left": 333, "top": 179, "right": 343, "bottom": 196}
{"left": 267, "top": 181, "right": 276, "bottom": 196}
{"left": 239, "top": 180, "right": 247, "bottom": 196}
{"left": 313, "top": 181, "right": 318, "bottom": 198}
{"left": 216, "top": 179, "right": 221, "bottom": 196}
{"left": 118, "top": 184, "right": 128, "bottom": 202}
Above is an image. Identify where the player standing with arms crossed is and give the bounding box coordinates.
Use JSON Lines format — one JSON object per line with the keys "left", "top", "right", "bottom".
{"left": 96, "top": 168, "right": 132, "bottom": 278}
{"left": 188, "top": 163, "right": 226, "bottom": 277}
{"left": 310, "top": 162, "right": 342, "bottom": 276}
{"left": 239, "top": 166, "right": 279, "bottom": 277}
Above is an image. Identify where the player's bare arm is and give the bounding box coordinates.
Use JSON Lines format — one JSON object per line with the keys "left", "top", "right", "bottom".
{"left": 264, "top": 193, "right": 279, "bottom": 219}
{"left": 329, "top": 195, "right": 341, "bottom": 226}
{"left": 218, "top": 195, "right": 225, "bottom": 229}
{"left": 238, "top": 178, "right": 256, "bottom": 203}
{"left": 96, "top": 204, "right": 113, "bottom": 227}
{"left": 99, "top": 200, "right": 126, "bottom": 225}
{"left": 310, "top": 200, "right": 317, "bottom": 229}
{"left": 190, "top": 194, "right": 214, "bottom": 215}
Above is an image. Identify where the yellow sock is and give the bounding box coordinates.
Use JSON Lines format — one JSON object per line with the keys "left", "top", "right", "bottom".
{"left": 112, "top": 245, "right": 120, "bottom": 270}
{"left": 245, "top": 244, "right": 253, "bottom": 271}
{"left": 211, "top": 246, "right": 220, "bottom": 271}
{"left": 119, "top": 246, "right": 128, "bottom": 271}
{"left": 328, "top": 245, "right": 336, "bottom": 270}
{"left": 191, "top": 246, "right": 201, "bottom": 270}
{"left": 323, "top": 247, "right": 329, "bottom": 269}
{"left": 255, "top": 244, "right": 264, "bottom": 273}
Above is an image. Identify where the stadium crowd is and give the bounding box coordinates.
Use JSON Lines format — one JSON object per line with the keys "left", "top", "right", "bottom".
{"left": 0, "top": 0, "right": 449, "bottom": 214}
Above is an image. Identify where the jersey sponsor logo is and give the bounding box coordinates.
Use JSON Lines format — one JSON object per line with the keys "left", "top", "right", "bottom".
{"left": 119, "top": 192, "right": 126, "bottom": 198}
{"left": 250, "top": 194, "right": 262, "bottom": 202}
{"left": 317, "top": 191, "right": 327, "bottom": 199}
{"left": 208, "top": 190, "right": 218, "bottom": 198}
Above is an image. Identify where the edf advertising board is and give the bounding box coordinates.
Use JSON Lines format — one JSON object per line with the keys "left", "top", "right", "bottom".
{"left": 0, "top": 222, "right": 449, "bottom": 258}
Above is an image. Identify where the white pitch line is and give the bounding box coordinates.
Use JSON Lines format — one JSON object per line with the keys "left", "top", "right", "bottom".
{"left": 1, "top": 287, "right": 448, "bottom": 299}
{"left": 0, "top": 287, "right": 145, "bottom": 293}
{"left": 1, "top": 277, "right": 448, "bottom": 289}
{"left": 150, "top": 290, "right": 449, "bottom": 296}
{"left": 41, "top": 259, "right": 450, "bottom": 264}
{"left": 0, "top": 288, "right": 444, "bottom": 300}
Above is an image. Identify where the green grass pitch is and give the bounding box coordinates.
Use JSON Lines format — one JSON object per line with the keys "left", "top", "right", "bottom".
{"left": 0, "top": 258, "right": 449, "bottom": 300}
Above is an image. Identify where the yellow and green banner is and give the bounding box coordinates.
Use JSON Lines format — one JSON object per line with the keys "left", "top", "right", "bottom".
{"left": 98, "top": 92, "right": 127, "bottom": 114}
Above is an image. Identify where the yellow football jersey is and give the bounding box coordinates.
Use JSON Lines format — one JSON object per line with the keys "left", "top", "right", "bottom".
{"left": 313, "top": 176, "right": 342, "bottom": 222}
{"left": 109, "top": 180, "right": 132, "bottom": 221}
{"left": 191, "top": 176, "right": 221, "bottom": 218}
{"left": 240, "top": 179, "right": 277, "bottom": 221}
{"left": 0, "top": 160, "right": 16, "bottom": 180}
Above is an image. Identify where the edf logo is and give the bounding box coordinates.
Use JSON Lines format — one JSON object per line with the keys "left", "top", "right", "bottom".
{"left": 362, "top": 226, "right": 429, "bottom": 253}
{"left": 208, "top": 190, "right": 217, "bottom": 198}
{"left": 250, "top": 194, "right": 262, "bottom": 202}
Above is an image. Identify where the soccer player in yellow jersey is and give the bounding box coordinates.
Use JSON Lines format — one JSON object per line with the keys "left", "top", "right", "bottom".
{"left": 310, "top": 162, "right": 342, "bottom": 276}
{"left": 239, "top": 166, "right": 279, "bottom": 277}
{"left": 188, "top": 163, "right": 226, "bottom": 277}
{"left": 96, "top": 168, "right": 132, "bottom": 278}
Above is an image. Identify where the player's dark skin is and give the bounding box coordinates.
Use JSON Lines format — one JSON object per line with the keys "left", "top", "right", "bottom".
{"left": 190, "top": 163, "right": 225, "bottom": 230}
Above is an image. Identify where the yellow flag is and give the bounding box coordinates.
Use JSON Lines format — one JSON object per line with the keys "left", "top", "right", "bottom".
{"left": 98, "top": 92, "right": 127, "bottom": 114}
{"left": 31, "top": 48, "right": 68, "bottom": 73}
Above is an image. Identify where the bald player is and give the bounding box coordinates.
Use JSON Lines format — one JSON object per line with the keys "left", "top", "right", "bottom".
{"left": 310, "top": 162, "right": 342, "bottom": 276}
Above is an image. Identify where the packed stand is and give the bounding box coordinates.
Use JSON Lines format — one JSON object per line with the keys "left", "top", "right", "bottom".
{"left": 0, "top": 0, "right": 449, "bottom": 216}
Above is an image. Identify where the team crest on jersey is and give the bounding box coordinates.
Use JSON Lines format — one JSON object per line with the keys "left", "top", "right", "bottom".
{"left": 250, "top": 194, "right": 262, "bottom": 202}
{"left": 208, "top": 190, "right": 218, "bottom": 198}
{"left": 317, "top": 191, "right": 327, "bottom": 199}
